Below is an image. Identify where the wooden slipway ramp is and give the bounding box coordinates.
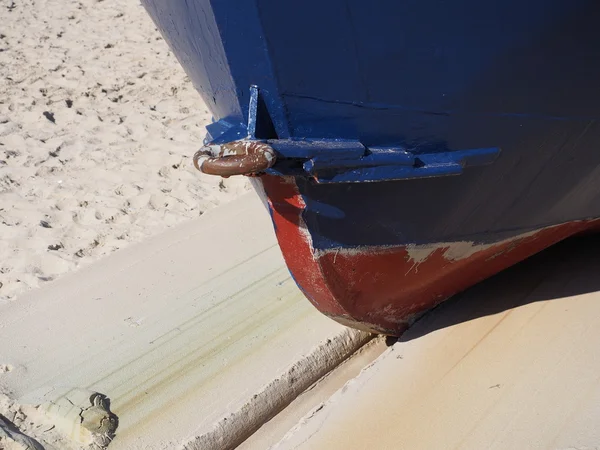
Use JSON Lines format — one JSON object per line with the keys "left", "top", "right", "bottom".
{"left": 0, "top": 192, "right": 371, "bottom": 450}
{"left": 274, "top": 234, "right": 600, "bottom": 450}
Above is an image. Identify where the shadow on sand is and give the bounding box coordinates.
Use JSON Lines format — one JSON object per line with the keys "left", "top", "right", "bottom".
{"left": 395, "top": 233, "right": 600, "bottom": 343}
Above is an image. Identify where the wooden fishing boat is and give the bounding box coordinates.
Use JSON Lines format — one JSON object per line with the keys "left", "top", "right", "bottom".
{"left": 142, "top": 0, "right": 600, "bottom": 334}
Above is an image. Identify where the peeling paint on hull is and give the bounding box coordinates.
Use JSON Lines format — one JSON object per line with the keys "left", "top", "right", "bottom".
{"left": 262, "top": 176, "right": 600, "bottom": 335}
{"left": 141, "top": 0, "right": 600, "bottom": 334}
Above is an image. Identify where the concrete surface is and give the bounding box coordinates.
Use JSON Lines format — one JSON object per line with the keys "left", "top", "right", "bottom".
{"left": 0, "top": 192, "right": 371, "bottom": 450}
{"left": 274, "top": 235, "right": 600, "bottom": 450}
{"left": 239, "top": 337, "right": 388, "bottom": 450}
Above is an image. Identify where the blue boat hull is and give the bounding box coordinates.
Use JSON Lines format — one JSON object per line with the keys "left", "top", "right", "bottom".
{"left": 143, "top": 0, "right": 600, "bottom": 334}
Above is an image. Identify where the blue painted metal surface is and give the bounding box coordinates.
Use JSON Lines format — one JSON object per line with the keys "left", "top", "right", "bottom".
{"left": 142, "top": 0, "right": 600, "bottom": 332}
{"left": 264, "top": 139, "right": 499, "bottom": 183}
{"left": 209, "top": 85, "right": 502, "bottom": 183}
{"left": 141, "top": 0, "right": 600, "bottom": 246}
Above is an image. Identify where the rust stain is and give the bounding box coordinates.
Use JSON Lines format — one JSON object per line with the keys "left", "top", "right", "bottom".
{"left": 193, "top": 140, "right": 276, "bottom": 177}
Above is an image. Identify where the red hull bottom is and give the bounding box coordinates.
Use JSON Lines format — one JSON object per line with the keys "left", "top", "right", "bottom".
{"left": 262, "top": 176, "right": 600, "bottom": 335}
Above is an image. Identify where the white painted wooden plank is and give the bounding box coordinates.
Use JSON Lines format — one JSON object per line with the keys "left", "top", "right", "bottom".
{"left": 0, "top": 192, "right": 370, "bottom": 450}
{"left": 275, "top": 236, "right": 600, "bottom": 450}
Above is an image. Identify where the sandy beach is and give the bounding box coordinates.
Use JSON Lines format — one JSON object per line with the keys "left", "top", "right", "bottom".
{"left": 0, "top": 0, "right": 249, "bottom": 304}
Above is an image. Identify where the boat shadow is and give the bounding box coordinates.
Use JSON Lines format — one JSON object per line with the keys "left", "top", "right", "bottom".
{"left": 397, "top": 232, "right": 600, "bottom": 343}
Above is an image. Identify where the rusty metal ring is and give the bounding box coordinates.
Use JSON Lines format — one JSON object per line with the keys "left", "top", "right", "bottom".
{"left": 193, "top": 140, "right": 276, "bottom": 177}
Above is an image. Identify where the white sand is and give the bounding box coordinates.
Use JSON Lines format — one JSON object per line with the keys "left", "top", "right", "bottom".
{"left": 0, "top": 0, "right": 250, "bottom": 303}
{"left": 0, "top": 392, "right": 80, "bottom": 450}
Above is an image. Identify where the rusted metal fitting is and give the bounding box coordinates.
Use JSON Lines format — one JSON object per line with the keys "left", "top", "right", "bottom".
{"left": 193, "top": 140, "right": 276, "bottom": 177}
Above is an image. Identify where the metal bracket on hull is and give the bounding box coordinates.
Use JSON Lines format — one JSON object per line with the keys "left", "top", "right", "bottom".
{"left": 195, "top": 86, "right": 501, "bottom": 183}
{"left": 265, "top": 139, "right": 499, "bottom": 183}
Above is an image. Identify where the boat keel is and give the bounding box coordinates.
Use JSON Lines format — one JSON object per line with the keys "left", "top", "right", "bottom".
{"left": 262, "top": 175, "right": 600, "bottom": 335}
